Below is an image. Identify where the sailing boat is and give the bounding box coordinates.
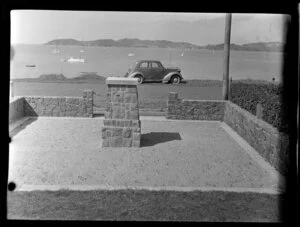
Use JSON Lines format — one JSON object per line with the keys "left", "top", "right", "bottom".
{"left": 67, "top": 50, "right": 85, "bottom": 63}
{"left": 67, "top": 57, "right": 85, "bottom": 63}
{"left": 67, "top": 37, "right": 85, "bottom": 63}
{"left": 52, "top": 49, "right": 60, "bottom": 54}
{"left": 52, "top": 37, "right": 61, "bottom": 54}
{"left": 80, "top": 36, "right": 84, "bottom": 53}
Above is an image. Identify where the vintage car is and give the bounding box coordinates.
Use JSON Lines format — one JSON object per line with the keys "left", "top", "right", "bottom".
{"left": 124, "top": 60, "right": 183, "bottom": 84}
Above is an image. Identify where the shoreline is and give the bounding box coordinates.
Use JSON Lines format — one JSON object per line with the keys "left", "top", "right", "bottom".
{"left": 12, "top": 43, "right": 284, "bottom": 53}
{"left": 11, "top": 78, "right": 277, "bottom": 86}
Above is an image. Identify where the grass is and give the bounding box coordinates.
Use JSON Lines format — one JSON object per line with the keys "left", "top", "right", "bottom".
{"left": 7, "top": 190, "right": 284, "bottom": 221}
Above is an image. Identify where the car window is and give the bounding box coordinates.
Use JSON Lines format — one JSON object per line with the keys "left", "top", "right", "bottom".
{"left": 139, "top": 62, "right": 148, "bottom": 68}
{"left": 151, "top": 62, "right": 161, "bottom": 68}
{"left": 129, "top": 63, "right": 136, "bottom": 71}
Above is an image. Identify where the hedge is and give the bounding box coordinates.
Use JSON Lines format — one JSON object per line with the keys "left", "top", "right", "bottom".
{"left": 230, "top": 81, "right": 288, "bottom": 133}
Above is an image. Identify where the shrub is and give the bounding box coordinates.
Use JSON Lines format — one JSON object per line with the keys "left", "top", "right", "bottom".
{"left": 230, "top": 81, "right": 288, "bottom": 133}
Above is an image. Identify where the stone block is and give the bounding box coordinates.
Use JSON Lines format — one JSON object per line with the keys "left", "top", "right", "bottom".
{"left": 124, "top": 120, "right": 132, "bottom": 127}
{"left": 102, "top": 130, "right": 107, "bottom": 139}
{"left": 58, "top": 111, "right": 65, "bottom": 117}
{"left": 130, "top": 103, "right": 138, "bottom": 111}
{"left": 102, "top": 139, "right": 110, "bottom": 147}
{"left": 112, "top": 128, "right": 123, "bottom": 137}
{"left": 83, "top": 90, "right": 94, "bottom": 99}
{"left": 132, "top": 140, "right": 140, "bottom": 147}
{"left": 111, "top": 86, "right": 121, "bottom": 92}
{"left": 107, "top": 92, "right": 111, "bottom": 101}
{"left": 133, "top": 127, "right": 141, "bottom": 133}
{"left": 112, "top": 91, "right": 124, "bottom": 102}
{"left": 106, "top": 77, "right": 139, "bottom": 85}
{"left": 133, "top": 133, "right": 141, "bottom": 141}
{"left": 106, "top": 102, "right": 112, "bottom": 112}
{"left": 116, "top": 120, "right": 125, "bottom": 127}
{"left": 105, "top": 111, "right": 112, "bottom": 119}
{"left": 123, "top": 127, "right": 132, "bottom": 138}
{"left": 110, "top": 137, "right": 124, "bottom": 147}
{"left": 126, "top": 86, "right": 137, "bottom": 94}
{"left": 125, "top": 110, "right": 131, "bottom": 119}
{"left": 130, "top": 111, "right": 139, "bottom": 120}
{"left": 107, "top": 130, "right": 112, "bottom": 137}
{"left": 125, "top": 103, "right": 131, "bottom": 110}
{"left": 123, "top": 139, "right": 132, "bottom": 147}
{"left": 168, "top": 92, "right": 178, "bottom": 100}
{"left": 104, "top": 119, "right": 113, "bottom": 126}
{"left": 132, "top": 120, "right": 140, "bottom": 128}
{"left": 112, "top": 106, "right": 123, "bottom": 119}
{"left": 84, "top": 101, "right": 92, "bottom": 108}
{"left": 124, "top": 94, "right": 137, "bottom": 103}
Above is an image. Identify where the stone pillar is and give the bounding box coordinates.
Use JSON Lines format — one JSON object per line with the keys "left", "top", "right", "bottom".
{"left": 83, "top": 90, "right": 94, "bottom": 117}
{"left": 10, "top": 81, "right": 14, "bottom": 99}
{"left": 102, "top": 77, "right": 141, "bottom": 147}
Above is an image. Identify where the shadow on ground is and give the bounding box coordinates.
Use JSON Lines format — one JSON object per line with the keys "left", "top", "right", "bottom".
{"left": 9, "top": 117, "right": 38, "bottom": 138}
{"left": 141, "top": 132, "right": 181, "bottom": 147}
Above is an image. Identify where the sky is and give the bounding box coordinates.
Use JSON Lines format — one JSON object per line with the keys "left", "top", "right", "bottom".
{"left": 10, "top": 10, "right": 287, "bottom": 45}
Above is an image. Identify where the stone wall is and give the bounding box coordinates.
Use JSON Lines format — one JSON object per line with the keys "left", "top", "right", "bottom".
{"left": 23, "top": 90, "right": 93, "bottom": 117}
{"left": 9, "top": 97, "right": 25, "bottom": 124}
{"left": 167, "top": 92, "right": 225, "bottom": 121}
{"left": 224, "top": 101, "right": 289, "bottom": 174}
{"left": 166, "top": 92, "right": 288, "bottom": 175}
{"left": 102, "top": 78, "right": 141, "bottom": 147}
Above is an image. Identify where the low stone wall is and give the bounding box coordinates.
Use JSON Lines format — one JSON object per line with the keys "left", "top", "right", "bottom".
{"left": 9, "top": 97, "right": 26, "bottom": 124}
{"left": 224, "top": 101, "right": 289, "bottom": 174}
{"left": 167, "top": 92, "right": 225, "bottom": 120}
{"left": 23, "top": 90, "right": 93, "bottom": 117}
{"left": 166, "top": 92, "right": 289, "bottom": 175}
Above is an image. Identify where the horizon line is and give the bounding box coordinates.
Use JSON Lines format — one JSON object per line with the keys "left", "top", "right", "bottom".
{"left": 11, "top": 38, "right": 283, "bottom": 47}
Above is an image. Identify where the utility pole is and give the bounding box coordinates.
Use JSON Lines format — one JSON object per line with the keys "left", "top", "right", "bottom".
{"left": 222, "top": 13, "right": 232, "bottom": 100}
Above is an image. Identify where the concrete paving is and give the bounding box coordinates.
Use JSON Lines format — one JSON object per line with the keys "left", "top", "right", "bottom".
{"left": 8, "top": 117, "right": 283, "bottom": 192}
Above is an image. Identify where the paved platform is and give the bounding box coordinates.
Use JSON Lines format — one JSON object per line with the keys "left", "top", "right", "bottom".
{"left": 8, "top": 117, "right": 284, "bottom": 193}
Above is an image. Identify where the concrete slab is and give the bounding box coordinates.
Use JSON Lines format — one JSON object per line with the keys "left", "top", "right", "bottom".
{"left": 8, "top": 117, "right": 281, "bottom": 192}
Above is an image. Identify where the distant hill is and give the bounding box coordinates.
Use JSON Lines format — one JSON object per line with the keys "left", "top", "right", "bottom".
{"left": 25, "top": 73, "right": 106, "bottom": 83}
{"left": 46, "top": 38, "right": 200, "bottom": 50}
{"left": 45, "top": 38, "right": 284, "bottom": 52}
{"left": 39, "top": 73, "right": 66, "bottom": 80}
{"left": 204, "top": 42, "right": 284, "bottom": 52}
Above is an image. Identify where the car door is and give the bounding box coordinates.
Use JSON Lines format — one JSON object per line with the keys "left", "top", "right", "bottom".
{"left": 137, "top": 61, "right": 150, "bottom": 81}
{"left": 150, "top": 62, "right": 165, "bottom": 81}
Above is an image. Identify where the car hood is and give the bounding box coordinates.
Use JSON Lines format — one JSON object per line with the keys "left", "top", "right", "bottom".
{"left": 166, "top": 67, "right": 180, "bottom": 70}
{"left": 165, "top": 67, "right": 181, "bottom": 72}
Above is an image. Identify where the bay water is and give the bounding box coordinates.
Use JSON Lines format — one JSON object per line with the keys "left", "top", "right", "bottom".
{"left": 10, "top": 44, "right": 283, "bottom": 81}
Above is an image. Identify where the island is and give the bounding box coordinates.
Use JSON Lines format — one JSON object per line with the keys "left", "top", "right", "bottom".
{"left": 12, "top": 73, "right": 107, "bottom": 84}
{"left": 45, "top": 38, "right": 284, "bottom": 52}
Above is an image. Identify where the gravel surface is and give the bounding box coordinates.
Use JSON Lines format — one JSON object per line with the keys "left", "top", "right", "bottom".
{"left": 9, "top": 117, "right": 276, "bottom": 190}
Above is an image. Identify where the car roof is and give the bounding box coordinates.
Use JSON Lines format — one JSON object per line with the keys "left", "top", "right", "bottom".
{"left": 136, "top": 60, "right": 161, "bottom": 63}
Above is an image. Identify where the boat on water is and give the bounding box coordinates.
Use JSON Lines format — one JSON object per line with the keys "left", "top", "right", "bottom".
{"left": 80, "top": 49, "right": 84, "bottom": 53}
{"left": 67, "top": 57, "right": 85, "bottom": 63}
{"left": 128, "top": 53, "right": 135, "bottom": 57}
{"left": 181, "top": 52, "right": 184, "bottom": 57}
{"left": 26, "top": 64, "right": 36, "bottom": 67}
{"left": 52, "top": 49, "right": 60, "bottom": 54}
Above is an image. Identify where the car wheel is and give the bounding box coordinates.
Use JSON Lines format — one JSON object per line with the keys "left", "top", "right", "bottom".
{"left": 171, "top": 75, "right": 181, "bottom": 84}
{"left": 135, "top": 75, "right": 143, "bottom": 84}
